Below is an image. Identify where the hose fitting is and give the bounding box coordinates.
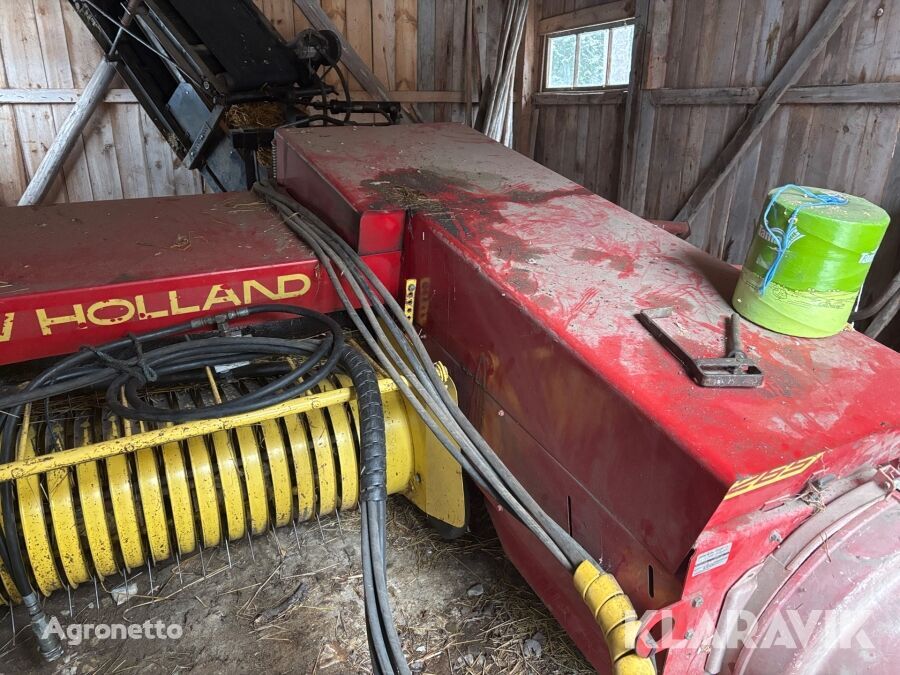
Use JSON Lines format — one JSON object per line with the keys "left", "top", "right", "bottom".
{"left": 23, "top": 592, "right": 64, "bottom": 662}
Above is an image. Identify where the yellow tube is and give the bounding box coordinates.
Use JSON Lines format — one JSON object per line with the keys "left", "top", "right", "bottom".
{"left": 573, "top": 560, "right": 656, "bottom": 675}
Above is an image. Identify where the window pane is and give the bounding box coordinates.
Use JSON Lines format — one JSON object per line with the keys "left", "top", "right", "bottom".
{"left": 547, "top": 34, "right": 576, "bottom": 88}
{"left": 608, "top": 24, "right": 634, "bottom": 86}
{"left": 575, "top": 29, "right": 608, "bottom": 87}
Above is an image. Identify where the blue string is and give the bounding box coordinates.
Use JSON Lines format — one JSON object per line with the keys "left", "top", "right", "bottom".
{"left": 758, "top": 184, "right": 849, "bottom": 295}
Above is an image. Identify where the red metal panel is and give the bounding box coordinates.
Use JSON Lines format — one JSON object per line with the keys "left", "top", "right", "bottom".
{"left": 276, "top": 129, "right": 405, "bottom": 254}
{"left": 278, "top": 123, "right": 900, "bottom": 672}
{"left": 0, "top": 192, "right": 400, "bottom": 364}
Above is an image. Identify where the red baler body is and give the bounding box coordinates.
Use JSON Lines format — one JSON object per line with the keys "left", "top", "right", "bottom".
{"left": 2, "top": 123, "right": 897, "bottom": 672}
{"left": 276, "top": 123, "right": 900, "bottom": 672}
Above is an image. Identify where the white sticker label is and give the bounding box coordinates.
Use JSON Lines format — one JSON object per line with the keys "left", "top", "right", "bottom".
{"left": 859, "top": 251, "right": 876, "bottom": 264}
{"left": 691, "top": 542, "right": 732, "bottom": 577}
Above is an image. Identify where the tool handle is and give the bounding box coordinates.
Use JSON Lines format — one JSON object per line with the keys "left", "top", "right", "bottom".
{"left": 728, "top": 313, "right": 744, "bottom": 358}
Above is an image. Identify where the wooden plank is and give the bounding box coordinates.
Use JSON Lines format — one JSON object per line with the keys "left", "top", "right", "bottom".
{"left": 258, "top": 0, "right": 296, "bottom": 40}
{"left": 645, "top": 0, "right": 685, "bottom": 218}
{"left": 538, "top": 0, "right": 634, "bottom": 35}
{"left": 0, "top": 88, "right": 138, "bottom": 104}
{"left": 80, "top": 108, "right": 124, "bottom": 201}
{"left": 572, "top": 104, "right": 590, "bottom": 184}
{"left": 674, "top": 0, "right": 863, "bottom": 223}
{"left": 61, "top": 0, "right": 125, "bottom": 200}
{"left": 417, "top": 0, "right": 436, "bottom": 121}
{"left": 618, "top": 0, "right": 657, "bottom": 212}
{"left": 346, "top": 0, "right": 374, "bottom": 122}
{"left": 850, "top": 107, "right": 900, "bottom": 201}
{"left": 652, "top": 82, "right": 900, "bottom": 106}
{"left": 693, "top": 0, "right": 746, "bottom": 250}
{"left": 140, "top": 108, "right": 177, "bottom": 197}
{"left": 0, "top": 1, "right": 69, "bottom": 203}
{"left": 109, "top": 105, "right": 151, "bottom": 198}
{"left": 533, "top": 90, "right": 626, "bottom": 106}
{"left": 372, "top": 0, "right": 396, "bottom": 90}
{"left": 395, "top": 0, "right": 417, "bottom": 91}
{"left": 0, "top": 26, "right": 27, "bottom": 206}
{"left": 33, "top": 0, "right": 94, "bottom": 202}
{"left": 433, "top": 0, "right": 454, "bottom": 122}
{"left": 674, "top": 1, "right": 719, "bottom": 234}
{"left": 515, "top": 0, "right": 541, "bottom": 151}
{"left": 56, "top": 85, "right": 890, "bottom": 106}
{"left": 349, "top": 89, "right": 479, "bottom": 102}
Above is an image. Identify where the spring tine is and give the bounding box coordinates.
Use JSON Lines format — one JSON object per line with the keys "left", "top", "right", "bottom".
{"left": 67, "top": 585, "right": 74, "bottom": 618}
{"left": 9, "top": 605, "right": 15, "bottom": 645}
{"left": 291, "top": 520, "right": 302, "bottom": 557}
{"left": 93, "top": 577, "right": 101, "bottom": 617}
{"left": 246, "top": 530, "right": 256, "bottom": 563}
{"left": 124, "top": 568, "right": 130, "bottom": 602}
{"left": 224, "top": 538, "right": 233, "bottom": 570}
{"left": 314, "top": 513, "right": 326, "bottom": 544}
{"left": 147, "top": 560, "right": 155, "bottom": 595}
{"left": 269, "top": 524, "right": 285, "bottom": 562}
{"left": 334, "top": 508, "right": 346, "bottom": 543}
{"left": 199, "top": 544, "right": 207, "bottom": 578}
{"left": 174, "top": 550, "right": 184, "bottom": 587}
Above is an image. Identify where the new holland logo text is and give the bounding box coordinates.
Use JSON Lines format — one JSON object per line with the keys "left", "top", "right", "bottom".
{"left": 0, "top": 273, "right": 311, "bottom": 342}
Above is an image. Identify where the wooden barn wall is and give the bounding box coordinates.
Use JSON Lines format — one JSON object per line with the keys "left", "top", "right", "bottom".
{"left": 530, "top": 1, "right": 630, "bottom": 202}
{"left": 0, "top": 0, "right": 502, "bottom": 207}
{"left": 637, "top": 0, "right": 900, "bottom": 345}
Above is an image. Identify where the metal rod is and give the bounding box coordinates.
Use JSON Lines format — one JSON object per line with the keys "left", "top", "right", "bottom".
{"left": 0, "top": 378, "right": 403, "bottom": 483}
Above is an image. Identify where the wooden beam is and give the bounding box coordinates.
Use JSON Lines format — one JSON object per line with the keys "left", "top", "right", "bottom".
{"left": 651, "top": 82, "right": 900, "bottom": 106}
{"left": 514, "top": 0, "right": 540, "bottom": 153}
{"left": 783, "top": 82, "right": 900, "bottom": 104}
{"left": 292, "top": 0, "right": 421, "bottom": 122}
{"left": 350, "top": 90, "right": 478, "bottom": 103}
{"left": 0, "top": 89, "right": 477, "bottom": 105}
{"left": 618, "top": 0, "right": 671, "bottom": 215}
{"left": 651, "top": 87, "right": 761, "bottom": 106}
{"left": 533, "top": 90, "right": 626, "bottom": 106}
{"left": 538, "top": 0, "right": 634, "bottom": 35}
{"left": 674, "top": 0, "right": 862, "bottom": 223}
{"left": 0, "top": 88, "right": 137, "bottom": 104}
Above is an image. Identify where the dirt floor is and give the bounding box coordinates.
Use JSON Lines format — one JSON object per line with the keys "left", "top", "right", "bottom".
{"left": 0, "top": 497, "right": 593, "bottom": 675}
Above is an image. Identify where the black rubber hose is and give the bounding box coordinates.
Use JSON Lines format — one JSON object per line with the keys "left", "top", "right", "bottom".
{"left": 0, "top": 306, "right": 343, "bottom": 421}
{"left": 254, "top": 182, "right": 593, "bottom": 570}
{"left": 341, "top": 345, "right": 410, "bottom": 674}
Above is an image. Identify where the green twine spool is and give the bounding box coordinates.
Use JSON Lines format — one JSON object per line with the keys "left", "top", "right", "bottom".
{"left": 732, "top": 185, "right": 890, "bottom": 338}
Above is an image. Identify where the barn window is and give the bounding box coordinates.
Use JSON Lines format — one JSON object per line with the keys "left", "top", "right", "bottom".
{"left": 545, "top": 20, "right": 634, "bottom": 90}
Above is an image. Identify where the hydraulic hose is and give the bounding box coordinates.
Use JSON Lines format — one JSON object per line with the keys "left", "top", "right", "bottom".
{"left": 341, "top": 345, "right": 410, "bottom": 675}
{"left": 252, "top": 181, "right": 656, "bottom": 674}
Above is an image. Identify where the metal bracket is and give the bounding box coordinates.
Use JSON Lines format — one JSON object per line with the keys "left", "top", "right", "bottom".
{"left": 185, "top": 103, "right": 226, "bottom": 169}
{"left": 638, "top": 307, "right": 764, "bottom": 388}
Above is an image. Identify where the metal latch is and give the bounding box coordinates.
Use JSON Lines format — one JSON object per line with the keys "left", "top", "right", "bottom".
{"left": 638, "top": 307, "right": 763, "bottom": 388}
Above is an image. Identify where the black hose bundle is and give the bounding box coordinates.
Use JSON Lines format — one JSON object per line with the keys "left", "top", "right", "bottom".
{"left": 253, "top": 181, "right": 604, "bottom": 673}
